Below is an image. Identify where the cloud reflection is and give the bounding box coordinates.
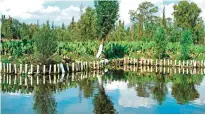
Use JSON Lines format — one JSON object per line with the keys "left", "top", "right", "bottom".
{"left": 105, "top": 81, "right": 157, "bottom": 108}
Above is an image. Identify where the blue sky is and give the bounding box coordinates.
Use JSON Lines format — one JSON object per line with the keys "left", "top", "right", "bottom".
{"left": 0, "top": 0, "right": 204, "bottom": 26}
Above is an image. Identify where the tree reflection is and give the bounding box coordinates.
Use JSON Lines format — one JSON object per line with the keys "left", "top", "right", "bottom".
{"left": 151, "top": 74, "right": 167, "bottom": 105}
{"left": 33, "top": 76, "right": 57, "bottom": 114}
{"left": 93, "top": 75, "right": 117, "bottom": 114}
{"left": 171, "top": 74, "right": 202, "bottom": 104}
{"left": 78, "top": 78, "right": 95, "bottom": 99}
{"left": 136, "top": 83, "right": 150, "bottom": 97}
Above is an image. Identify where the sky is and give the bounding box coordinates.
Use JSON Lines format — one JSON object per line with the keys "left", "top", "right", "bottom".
{"left": 0, "top": 0, "right": 205, "bottom": 27}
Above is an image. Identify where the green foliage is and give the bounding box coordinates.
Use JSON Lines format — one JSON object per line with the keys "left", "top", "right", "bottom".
{"left": 180, "top": 30, "right": 192, "bottom": 60}
{"left": 33, "top": 23, "right": 58, "bottom": 63}
{"left": 155, "top": 27, "right": 167, "bottom": 59}
{"left": 94, "top": 0, "right": 119, "bottom": 39}
{"left": 130, "top": 1, "right": 159, "bottom": 40}
{"left": 173, "top": 1, "right": 201, "bottom": 29}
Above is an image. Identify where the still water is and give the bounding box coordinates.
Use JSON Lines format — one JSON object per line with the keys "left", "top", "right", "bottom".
{"left": 1, "top": 67, "right": 205, "bottom": 114}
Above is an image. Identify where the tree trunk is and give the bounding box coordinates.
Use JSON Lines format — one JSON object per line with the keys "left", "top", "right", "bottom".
{"left": 96, "top": 38, "right": 105, "bottom": 59}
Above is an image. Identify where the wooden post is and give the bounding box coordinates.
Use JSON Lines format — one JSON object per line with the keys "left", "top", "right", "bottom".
{"left": 170, "top": 60, "right": 173, "bottom": 66}
{"left": 178, "top": 67, "right": 181, "bottom": 73}
{"left": 14, "top": 75, "right": 17, "bottom": 85}
{"left": 54, "top": 75, "right": 56, "bottom": 84}
{"left": 81, "top": 62, "right": 83, "bottom": 71}
{"left": 147, "top": 59, "right": 149, "bottom": 66}
{"left": 186, "top": 68, "right": 189, "bottom": 74}
{"left": 178, "top": 60, "right": 181, "bottom": 67}
{"left": 20, "top": 64, "right": 22, "bottom": 74}
{"left": 72, "top": 72, "right": 75, "bottom": 81}
{"left": 9, "top": 63, "right": 11, "bottom": 74}
{"left": 174, "top": 60, "right": 177, "bottom": 66}
{"left": 25, "top": 64, "right": 28, "bottom": 74}
{"left": 155, "top": 59, "right": 158, "bottom": 66}
{"left": 25, "top": 76, "right": 28, "bottom": 86}
{"left": 37, "top": 65, "right": 39, "bottom": 74}
{"left": 43, "top": 65, "right": 46, "bottom": 74}
{"left": 14, "top": 64, "right": 17, "bottom": 74}
{"left": 163, "top": 67, "right": 166, "bottom": 73}
{"left": 163, "top": 59, "right": 166, "bottom": 66}
{"left": 67, "top": 63, "right": 69, "bottom": 72}
{"left": 49, "top": 64, "right": 52, "bottom": 74}
{"left": 9, "top": 75, "right": 11, "bottom": 85}
{"left": 75, "top": 62, "right": 78, "bottom": 72}
{"left": 49, "top": 75, "right": 51, "bottom": 84}
{"left": 72, "top": 63, "right": 75, "bottom": 72}
{"left": 54, "top": 64, "right": 56, "bottom": 74}
{"left": 37, "top": 75, "right": 39, "bottom": 85}
{"left": 194, "top": 60, "right": 197, "bottom": 68}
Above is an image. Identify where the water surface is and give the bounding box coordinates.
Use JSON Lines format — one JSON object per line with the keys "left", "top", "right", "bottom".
{"left": 1, "top": 68, "right": 205, "bottom": 114}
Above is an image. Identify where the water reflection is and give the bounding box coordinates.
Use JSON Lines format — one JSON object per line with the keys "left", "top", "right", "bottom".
{"left": 171, "top": 74, "right": 201, "bottom": 104}
{"left": 93, "top": 74, "right": 117, "bottom": 114}
{"left": 1, "top": 67, "right": 205, "bottom": 114}
{"left": 33, "top": 80, "right": 57, "bottom": 114}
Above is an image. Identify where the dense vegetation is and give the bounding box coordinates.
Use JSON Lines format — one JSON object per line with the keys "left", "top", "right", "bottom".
{"left": 1, "top": 0, "right": 205, "bottom": 64}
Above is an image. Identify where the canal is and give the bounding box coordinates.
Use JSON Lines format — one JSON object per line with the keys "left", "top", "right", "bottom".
{"left": 1, "top": 68, "right": 205, "bottom": 114}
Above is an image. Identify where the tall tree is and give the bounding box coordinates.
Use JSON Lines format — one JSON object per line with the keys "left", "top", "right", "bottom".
{"left": 162, "top": 6, "right": 166, "bottom": 29}
{"left": 155, "top": 27, "right": 167, "bottom": 59}
{"left": 130, "top": 1, "right": 159, "bottom": 40}
{"left": 173, "top": 1, "right": 201, "bottom": 29}
{"left": 78, "top": 7, "right": 97, "bottom": 40}
{"left": 94, "top": 0, "right": 119, "bottom": 58}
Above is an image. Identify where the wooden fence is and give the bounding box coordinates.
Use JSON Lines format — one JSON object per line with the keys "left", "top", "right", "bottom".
{"left": 0, "top": 58, "right": 205, "bottom": 75}
{"left": 110, "top": 58, "right": 205, "bottom": 68}
{"left": 0, "top": 60, "right": 107, "bottom": 75}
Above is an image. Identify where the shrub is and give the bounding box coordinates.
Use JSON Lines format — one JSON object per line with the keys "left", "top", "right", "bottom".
{"left": 33, "top": 25, "right": 58, "bottom": 63}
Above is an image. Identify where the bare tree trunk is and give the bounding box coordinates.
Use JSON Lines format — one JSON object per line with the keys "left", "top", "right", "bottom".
{"left": 96, "top": 38, "right": 105, "bottom": 59}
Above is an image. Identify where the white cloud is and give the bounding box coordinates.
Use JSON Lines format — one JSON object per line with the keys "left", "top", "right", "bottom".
{"left": 40, "top": 6, "right": 60, "bottom": 13}
{"left": 0, "top": 0, "right": 82, "bottom": 25}
{"left": 105, "top": 80, "right": 157, "bottom": 108}
{"left": 192, "top": 79, "right": 205, "bottom": 105}
{"left": 161, "top": 3, "right": 174, "bottom": 19}
{"left": 0, "top": 0, "right": 44, "bottom": 19}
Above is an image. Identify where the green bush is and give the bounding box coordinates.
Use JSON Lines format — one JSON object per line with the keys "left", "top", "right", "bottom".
{"left": 33, "top": 25, "right": 58, "bottom": 63}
